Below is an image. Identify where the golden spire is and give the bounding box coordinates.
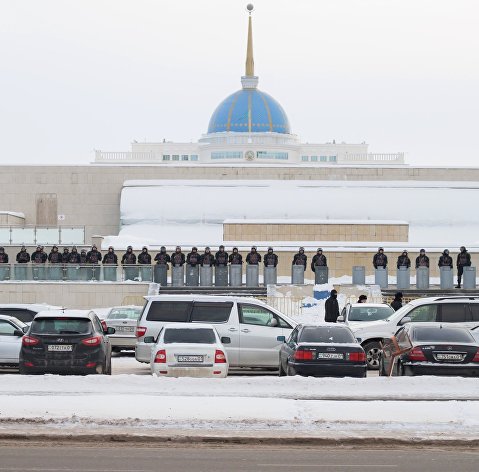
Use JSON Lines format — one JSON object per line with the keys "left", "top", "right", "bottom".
{"left": 241, "top": 4, "right": 258, "bottom": 89}
{"left": 245, "top": 7, "right": 254, "bottom": 77}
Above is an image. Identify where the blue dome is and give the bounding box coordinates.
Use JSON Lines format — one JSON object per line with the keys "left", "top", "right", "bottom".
{"left": 207, "top": 88, "right": 291, "bottom": 134}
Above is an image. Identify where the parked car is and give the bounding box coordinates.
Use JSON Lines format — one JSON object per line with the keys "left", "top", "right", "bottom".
{"left": 279, "top": 324, "right": 367, "bottom": 378}
{"left": 103, "top": 305, "right": 142, "bottom": 352}
{"left": 380, "top": 323, "right": 479, "bottom": 377}
{"left": 0, "top": 315, "right": 28, "bottom": 369}
{"left": 352, "top": 296, "right": 479, "bottom": 370}
{"left": 0, "top": 304, "right": 62, "bottom": 325}
{"left": 19, "top": 310, "right": 114, "bottom": 375}
{"left": 338, "top": 303, "right": 394, "bottom": 327}
{"left": 146, "top": 323, "right": 229, "bottom": 378}
{"left": 135, "top": 295, "right": 296, "bottom": 368}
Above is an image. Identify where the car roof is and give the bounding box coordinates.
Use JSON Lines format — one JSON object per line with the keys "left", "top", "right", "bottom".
{"left": 0, "top": 303, "right": 63, "bottom": 311}
{"left": 407, "top": 296, "right": 479, "bottom": 306}
{"left": 299, "top": 323, "right": 352, "bottom": 330}
{"left": 349, "top": 303, "right": 392, "bottom": 308}
{"left": 109, "top": 305, "right": 142, "bottom": 310}
{"left": 34, "top": 309, "right": 95, "bottom": 319}
{"left": 406, "top": 322, "right": 471, "bottom": 331}
{"left": 163, "top": 322, "right": 216, "bottom": 330}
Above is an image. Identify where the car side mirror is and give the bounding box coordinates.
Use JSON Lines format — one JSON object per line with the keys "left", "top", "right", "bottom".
{"left": 277, "top": 335, "right": 286, "bottom": 342}
{"left": 106, "top": 327, "right": 116, "bottom": 335}
{"left": 398, "top": 316, "right": 412, "bottom": 326}
{"left": 143, "top": 336, "right": 155, "bottom": 344}
{"left": 220, "top": 336, "right": 231, "bottom": 344}
{"left": 337, "top": 315, "right": 344, "bottom": 322}
{"left": 13, "top": 329, "right": 24, "bottom": 337}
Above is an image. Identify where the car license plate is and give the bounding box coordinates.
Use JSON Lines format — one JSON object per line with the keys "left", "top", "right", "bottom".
{"left": 177, "top": 355, "right": 203, "bottom": 363}
{"left": 115, "top": 326, "right": 134, "bottom": 333}
{"left": 435, "top": 353, "right": 463, "bottom": 361}
{"left": 47, "top": 345, "right": 73, "bottom": 352}
{"left": 316, "top": 352, "right": 344, "bottom": 360}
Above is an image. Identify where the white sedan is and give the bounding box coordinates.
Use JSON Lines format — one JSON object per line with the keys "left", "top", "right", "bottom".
{"left": 0, "top": 315, "right": 27, "bottom": 368}
{"left": 146, "top": 323, "right": 229, "bottom": 378}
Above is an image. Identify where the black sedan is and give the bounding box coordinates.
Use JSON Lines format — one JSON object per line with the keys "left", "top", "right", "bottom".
{"left": 381, "top": 323, "right": 479, "bottom": 377}
{"left": 19, "top": 310, "right": 115, "bottom": 375}
{"left": 279, "top": 324, "right": 367, "bottom": 378}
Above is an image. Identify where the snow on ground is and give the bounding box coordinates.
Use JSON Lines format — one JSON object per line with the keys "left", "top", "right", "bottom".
{"left": 1, "top": 366, "right": 479, "bottom": 439}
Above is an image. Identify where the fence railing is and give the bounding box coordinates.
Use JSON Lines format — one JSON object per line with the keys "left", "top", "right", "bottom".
{"left": 0, "top": 226, "right": 85, "bottom": 245}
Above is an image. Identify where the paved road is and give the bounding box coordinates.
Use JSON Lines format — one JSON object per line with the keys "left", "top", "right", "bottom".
{"left": 0, "top": 444, "right": 477, "bottom": 472}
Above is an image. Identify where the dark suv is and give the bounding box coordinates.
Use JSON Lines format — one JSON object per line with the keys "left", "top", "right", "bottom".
{"left": 19, "top": 310, "right": 114, "bottom": 375}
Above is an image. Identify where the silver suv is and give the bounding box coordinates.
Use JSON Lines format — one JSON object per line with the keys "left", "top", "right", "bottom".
{"left": 351, "top": 296, "right": 479, "bottom": 370}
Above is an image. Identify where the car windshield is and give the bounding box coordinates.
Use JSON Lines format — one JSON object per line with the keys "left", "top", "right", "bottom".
{"left": 348, "top": 306, "right": 394, "bottom": 321}
{"left": 107, "top": 308, "right": 141, "bottom": 320}
{"left": 299, "top": 326, "right": 356, "bottom": 343}
{"left": 31, "top": 318, "right": 92, "bottom": 335}
{"left": 385, "top": 303, "right": 413, "bottom": 321}
{"left": 163, "top": 328, "right": 216, "bottom": 344}
{"left": 412, "top": 326, "right": 474, "bottom": 343}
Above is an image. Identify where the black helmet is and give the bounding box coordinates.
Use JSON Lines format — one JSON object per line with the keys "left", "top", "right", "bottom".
{"left": 420, "top": 248, "right": 425, "bottom": 253}
{"left": 268, "top": 247, "right": 273, "bottom": 252}
{"left": 0, "top": 247, "right": 3, "bottom": 251}
{"left": 219, "top": 245, "right": 225, "bottom": 249}
{"left": 81, "top": 249, "right": 86, "bottom": 254}
{"left": 176, "top": 246, "right": 181, "bottom": 251}
{"left": 233, "top": 247, "right": 238, "bottom": 252}
{"left": 444, "top": 249, "right": 449, "bottom": 255}
{"left": 299, "top": 246, "right": 304, "bottom": 252}
{"left": 142, "top": 246, "right": 148, "bottom": 251}
{"left": 460, "top": 246, "right": 466, "bottom": 252}
{"left": 127, "top": 245, "right": 132, "bottom": 251}
{"left": 192, "top": 247, "right": 197, "bottom": 251}
{"left": 402, "top": 250, "right": 408, "bottom": 254}
{"left": 317, "top": 248, "right": 322, "bottom": 252}
{"left": 205, "top": 246, "right": 210, "bottom": 251}
{"left": 251, "top": 246, "right": 257, "bottom": 251}
{"left": 108, "top": 246, "right": 114, "bottom": 251}
{"left": 379, "top": 247, "right": 384, "bottom": 251}
{"left": 160, "top": 246, "right": 166, "bottom": 251}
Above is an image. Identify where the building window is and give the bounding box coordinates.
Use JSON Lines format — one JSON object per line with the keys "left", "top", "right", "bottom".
{"left": 172, "top": 155, "right": 179, "bottom": 161}
{"left": 181, "top": 155, "right": 189, "bottom": 161}
{"left": 256, "top": 151, "right": 288, "bottom": 160}
{"left": 211, "top": 151, "right": 243, "bottom": 159}
{"left": 329, "top": 155, "right": 337, "bottom": 162}
{"left": 320, "top": 156, "right": 327, "bottom": 162}
{"left": 301, "top": 156, "right": 309, "bottom": 162}
{"left": 162, "top": 155, "right": 170, "bottom": 161}
{"left": 190, "top": 154, "right": 199, "bottom": 161}
{"left": 311, "top": 155, "right": 318, "bottom": 162}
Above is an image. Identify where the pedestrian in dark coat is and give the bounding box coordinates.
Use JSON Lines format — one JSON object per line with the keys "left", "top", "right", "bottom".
{"left": 121, "top": 246, "right": 137, "bottom": 265}
{"left": 61, "top": 248, "right": 70, "bottom": 263}
{"left": 200, "top": 247, "right": 215, "bottom": 267}
{"left": 102, "top": 247, "right": 118, "bottom": 264}
{"left": 311, "top": 248, "right": 327, "bottom": 272}
{"left": 373, "top": 247, "right": 388, "bottom": 269}
{"left": 86, "top": 245, "right": 102, "bottom": 264}
{"left": 0, "top": 247, "right": 8, "bottom": 263}
{"left": 324, "top": 289, "right": 340, "bottom": 323}
{"left": 456, "top": 246, "right": 472, "bottom": 288}
{"left": 68, "top": 247, "right": 81, "bottom": 264}
{"left": 438, "top": 249, "right": 453, "bottom": 268}
{"left": 31, "top": 246, "right": 47, "bottom": 264}
{"left": 171, "top": 246, "right": 185, "bottom": 267}
{"left": 263, "top": 247, "right": 278, "bottom": 267}
{"left": 391, "top": 292, "right": 403, "bottom": 311}
{"left": 79, "top": 250, "right": 88, "bottom": 264}
{"left": 292, "top": 247, "right": 307, "bottom": 270}
{"left": 16, "top": 246, "right": 30, "bottom": 263}
{"left": 48, "top": 246, "right": 62, "bottom": 263}
{"left": 229, "top": 247, "right": 243, "bottom": 265}
{"left": 357, "top": 295, "right": 367, "bottom": 303}
{"left": 215, "top": 245, "right": 229, "bottom": 267}
{"left": 154, "top": 246, "right": 171, "bottom": 268}
{"left": 415, "top": 249, "right": 429, "bottom": 268}
{"left": 397, "top": 250, "right": 411, "bottom": 269}
{"left": 138, "top": 247, "right": 151, "bottom": 265}
{"left": 186, "top": 247, "right": 200, "bottom": 267}
{"left": 246, "top": 246, "right": 261, "bottom": 265}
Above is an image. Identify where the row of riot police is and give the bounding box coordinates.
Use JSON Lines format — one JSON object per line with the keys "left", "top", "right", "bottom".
{"left": 373, "top": 246, "right": 472, "bottom": 289}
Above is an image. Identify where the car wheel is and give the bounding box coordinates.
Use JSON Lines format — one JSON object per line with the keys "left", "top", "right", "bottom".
{"left": 278, "top": 358, "right": 286, "bottom": 377}
{"left": 363, "top": 342, "right": 382, "bottom": 370}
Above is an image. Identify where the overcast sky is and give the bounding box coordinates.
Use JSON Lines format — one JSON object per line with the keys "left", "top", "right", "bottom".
{"left": 1, "top": 0, "right": 478, "bottom": 166}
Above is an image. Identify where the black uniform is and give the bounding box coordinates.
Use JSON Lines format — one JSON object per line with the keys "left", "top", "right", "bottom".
{"left": 68, "top": 249, "right": 81, "bottom": 264}
{"left": 121, "top": 248, "right": 137, "bottom": 265}
{"left": 154, "top": 249, "right": 171, "bottom": 267}
{"left": 324, "top": 291, "right": 340, "bottom": 323}
{"left": 246, "top": 249, "right": 261, "bottom": 265}
{"left": 31, "top": 248, "right": 47, "bottom": 264}
{"left": 391, "top": 298, "right": 403, "bottom": 311}
{"left": 86, "top": 247, "right": 102, "bottom": 264}
{"left": 16, "top": 248, "right": 30, "bottom": 263}
{"left": 103, "top": 248, "right": 118, "bottom": 264}
{"left": 415, "top": 254, "right": 430, "bottom": 268}
{"left": 373, "top": 251, "right": 388, "bottom": 269}
{"left": 456, "top": 247, "right": 472, "bottom": 287}
{"left": 171, "top": 249, "right": 186, "bottom": 267}
{"left": 397, "top": 253, "right": 411, "bottom": 269}
{"left": 263, "top": 250, "right": 278, "bottom": 267}
{"left": 438, "top": 252, "right": 453, "bottom": 268}
{"left": 215, "top": 248, "right": 229, "bottom": 267}
{"left": 61, "top": 249, "right": 70, "bottom": 263}
{"left": 200, "top": 249, "right": 215, "bottom": 267}
{"left": 292, "top": 250, "right": 307, "bottom": 270}
{"left": 186, "top": 249, "right": 200, "bottom": 267}
{"left": 48, "top": 247, "right": 62, "bottom": 264}
{"left": 311, "top": 252, "right": 327, "bottom": 272}
{"left": 229, "top": 249, "right": 243, "bottom": 265}
{"left": 80, "top": 251, "right": 88, "bottom": 264}
{"left": 0, "top": 247, "right": 8, "bottom": 264}
{"left": 138, "top": 248, "right": 151, "bottom": 265}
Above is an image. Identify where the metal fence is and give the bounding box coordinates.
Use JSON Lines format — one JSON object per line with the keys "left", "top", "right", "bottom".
{"left": 0, "top": 226, "right": 85, "bottom": 245}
